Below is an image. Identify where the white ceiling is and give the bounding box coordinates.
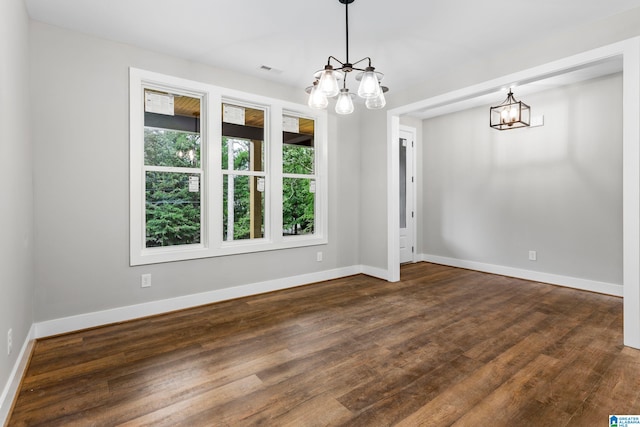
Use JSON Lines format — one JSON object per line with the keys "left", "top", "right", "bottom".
{"left": 410, "top": 56, "right": 625, "bottom": 119}
{"left": 25, "top": 0, "right": 640, "bottom": 100}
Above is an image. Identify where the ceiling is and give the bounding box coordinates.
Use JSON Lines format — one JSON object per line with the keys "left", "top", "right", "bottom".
{"left": 410, "top": 56, "right": 625, "bottom": 119}
{"left": 25, "top": 0, "right": 640, "bottom": 102}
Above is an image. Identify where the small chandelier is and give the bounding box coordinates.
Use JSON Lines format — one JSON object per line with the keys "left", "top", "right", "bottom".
{"left": 490, "top": 89, "right": 531, "bottom": 130}
{"left": 306, "top": 0, "right": 388, "bottom": 115}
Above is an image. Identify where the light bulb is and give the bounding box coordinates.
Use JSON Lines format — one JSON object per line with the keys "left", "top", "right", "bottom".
{"left": 308, "top": 83, "right": 328, "bottom": 109}
{"left": 365, "top": 88, "right": 386, "bottom": 109}
{"left": 510, "top": 105, "right": 519, "bottom": 122}
{"left": 501, "top": 108, "right": 510, "bottom": 124}
{"left": 335, "top": 89, "right": 354, "bottom": 115}
{"left": 318, "top": 66, "right": 340, "bottom": 98}
{"left": 357, "top": 67, "right": 381, "bottom": 99}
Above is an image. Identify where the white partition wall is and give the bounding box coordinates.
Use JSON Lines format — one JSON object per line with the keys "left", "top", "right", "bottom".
{"left": 623, "top": 38, "right": 640, "bottom": 349}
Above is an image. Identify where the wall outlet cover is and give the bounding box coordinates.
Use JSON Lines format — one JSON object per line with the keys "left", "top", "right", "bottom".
{"left": 141, "top": 273, "right": 152, "bottom": 288}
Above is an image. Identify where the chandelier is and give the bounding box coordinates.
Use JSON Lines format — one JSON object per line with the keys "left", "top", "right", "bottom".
{"left": 306, "top": 0, "right": 388, "bottom": 115}
{"left": 489, "top": 89, "right": 531, "bottom": 130}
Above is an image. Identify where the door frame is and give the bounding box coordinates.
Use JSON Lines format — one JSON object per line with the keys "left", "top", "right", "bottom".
{"left": 399, "top": 125, "right": 417, "bottom": 264}
{"left": 386, "top": 38, "right": 640, "bottom": 349}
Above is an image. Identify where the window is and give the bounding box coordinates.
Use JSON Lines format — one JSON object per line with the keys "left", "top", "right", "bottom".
{"left": 143, "top": 90, "right": 203, "bottom": 248}
{"left": 283, "top": 114, "right": 316, "bottom": 236}
{"left": 222, "top": 103, "right": 267, "bottom": 242}
{"left": 130, "top": 69, "right": 327, "bottom": 265}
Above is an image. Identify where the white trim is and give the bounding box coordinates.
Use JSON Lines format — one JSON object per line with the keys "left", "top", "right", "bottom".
{"left": 399, "top": 125, "right": 417, "bottom": 264}
{"left": 361, "top": 265, "right": 389, "bottom": 281}
{"left": 0, "top": 324, "right": 35, "bottom": 426}
{"left": 34, "top": 266, "right": 362, "bottom": 339}
{"left": 623, "top": 38, "right": 640, "bottom": 348}
{"left": 388, "top": 38, "right": 640, "bottom": 348}
{"left": 421, "top": 254, "right": 623, "bottom": 297}
{"left": 387, "top": 114, "right": 401, "bottom": 282}
{"left": 391, "top": 41, "right": 627, "bottom": 118}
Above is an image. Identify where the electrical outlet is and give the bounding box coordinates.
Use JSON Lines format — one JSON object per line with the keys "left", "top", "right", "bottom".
{"left": 316, "top": 251, "right": 323, "bottom": 262}
{"left": 141, "top": 273, "right": 152, "bottom": 288}
{"left": 529, "top": 250, "right": 537, "bottom": 261}
{"left": 7, "top": 329, "right": 12, "bottom": 355}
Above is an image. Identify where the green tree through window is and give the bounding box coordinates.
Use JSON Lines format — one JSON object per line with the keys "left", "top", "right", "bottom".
{"left": 283, "top": 144, "right": 315, "bottom": 235}
{"left": 144, "top": 127, "right": 202, "bottom": 247}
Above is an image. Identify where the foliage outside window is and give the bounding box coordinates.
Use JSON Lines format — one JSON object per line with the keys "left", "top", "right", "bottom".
{"left": 130, "top": 68, "right": 327, "bottom": 265}
{"left": 283, "top": 115, "right": 316, "bottom": 236}
{"left": 143, "top": 92, "right": 203, "bottom": 248}
{"left": 222, "top": 104, "right": 267, "bottom": 241}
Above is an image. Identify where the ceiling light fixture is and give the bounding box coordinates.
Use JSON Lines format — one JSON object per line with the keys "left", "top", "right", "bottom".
{"left": 306, "top": 0, "right": 388, "bottom": 115}
{"left": 490, "top": 89, "right": 531, "bottom": 130}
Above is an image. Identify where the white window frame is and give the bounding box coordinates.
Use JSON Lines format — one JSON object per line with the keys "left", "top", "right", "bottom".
{"left": 220, "top": 98, "right": 270, "bottom": 245}
{"left": 130, "top": 68, "right": 328, "bottom": 266}
{"left": 282, "top": 110, "right": 322, "bottom": 240}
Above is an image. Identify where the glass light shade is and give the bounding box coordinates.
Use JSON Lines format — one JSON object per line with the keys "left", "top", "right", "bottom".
{"left": 365, "top": 89, "right": 386, "bottom": 109}
{"left": 335, "top": 89, "right": 354, "bottom": 115}
{"left": 308, "top": 84, "right": 328, "bottom": 109}
{"left": 357, "top": 69, "right": 381, "bottom": 99}
{"left": 318, "top": 67, "right": 340, "bottom": 98}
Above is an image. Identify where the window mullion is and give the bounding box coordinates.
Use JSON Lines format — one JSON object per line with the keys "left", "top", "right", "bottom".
{"left": 208, "top": 92, "right": 223, "bottom": 249}
{"left": 144, "top": 165, "right": 202, "bottom": 174}
{"left": 270, "top": 104, "right": 283, "bottom": 244}
{"left": 282, "top": 173, "right": 316, "bottom": 179}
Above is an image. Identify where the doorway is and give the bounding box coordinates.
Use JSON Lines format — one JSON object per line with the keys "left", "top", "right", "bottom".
{"left": 399, "top": 126, "right": 416, "bottom": 264}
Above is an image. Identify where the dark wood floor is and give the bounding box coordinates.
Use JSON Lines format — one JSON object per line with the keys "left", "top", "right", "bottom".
{"left": 7, "top": 263, "right": 640, "bottom": 426}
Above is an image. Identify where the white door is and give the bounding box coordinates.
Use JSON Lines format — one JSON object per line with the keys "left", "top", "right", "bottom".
{"left": 399, "top": 127, "right": 415, "bottom": 264}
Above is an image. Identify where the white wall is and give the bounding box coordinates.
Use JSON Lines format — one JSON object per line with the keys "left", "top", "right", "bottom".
{"left": 422, "top": 74, "right": 623, "bottom": 285}
{"left": 30, "top": 22, "right": 362, "bottom": 323}
{"left": 0, "top": 0, "right": 34, "bottom": 418}
{"left": 358, "top": 108, "right": 388, "bottom": 270}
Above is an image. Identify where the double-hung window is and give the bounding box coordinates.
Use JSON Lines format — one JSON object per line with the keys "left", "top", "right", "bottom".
{"left": 221, "top": 102, "right": 267, "bottom": 242}
{"left": 282, "top": 114, "right": 317, "bottom": 237}
{"left": 130, "top": 68, "right": 327, "bottom": 265}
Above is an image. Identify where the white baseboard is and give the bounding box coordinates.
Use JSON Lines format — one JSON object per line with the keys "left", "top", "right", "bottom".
{"left": 361, "top": 265, "right": 389, "bottom": 281}
{"left": 0, "top": 324, "right": 35, "bottom": 426}
{"left": 421, "top": 254, "right": 623, "bottom": 297}
{"left": 34, "top": 265, "right": 369, "bottom": 339}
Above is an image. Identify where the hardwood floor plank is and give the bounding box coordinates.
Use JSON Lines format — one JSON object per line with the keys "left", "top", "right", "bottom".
{"left": 247, "top": 392, "right": 352, "bottom": 427}
{"left": 452, "top": 354, "right": 561, "bottom": 426}
{"left": 8, "top": 380, "right": 110, "bottom": 427}
{"left": 118, "top": 375, "right": 264, "bottom": 427}
{"left": 339, "top": 354, "right": 483, "bottom": 427}
{"left": 20, "top": 352, "right": 126, "bottom": 390}
{"left": 108, "top": 348, "right": 294, "bottom": 401}
{"left": 568, "top": 346, "right": 640, "bottom": 423}
{"left": 395, "top": 322, "right": 579, "bottom": 426}
{"left": 463, "top": 310, "right": 549, "bottom": 362}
